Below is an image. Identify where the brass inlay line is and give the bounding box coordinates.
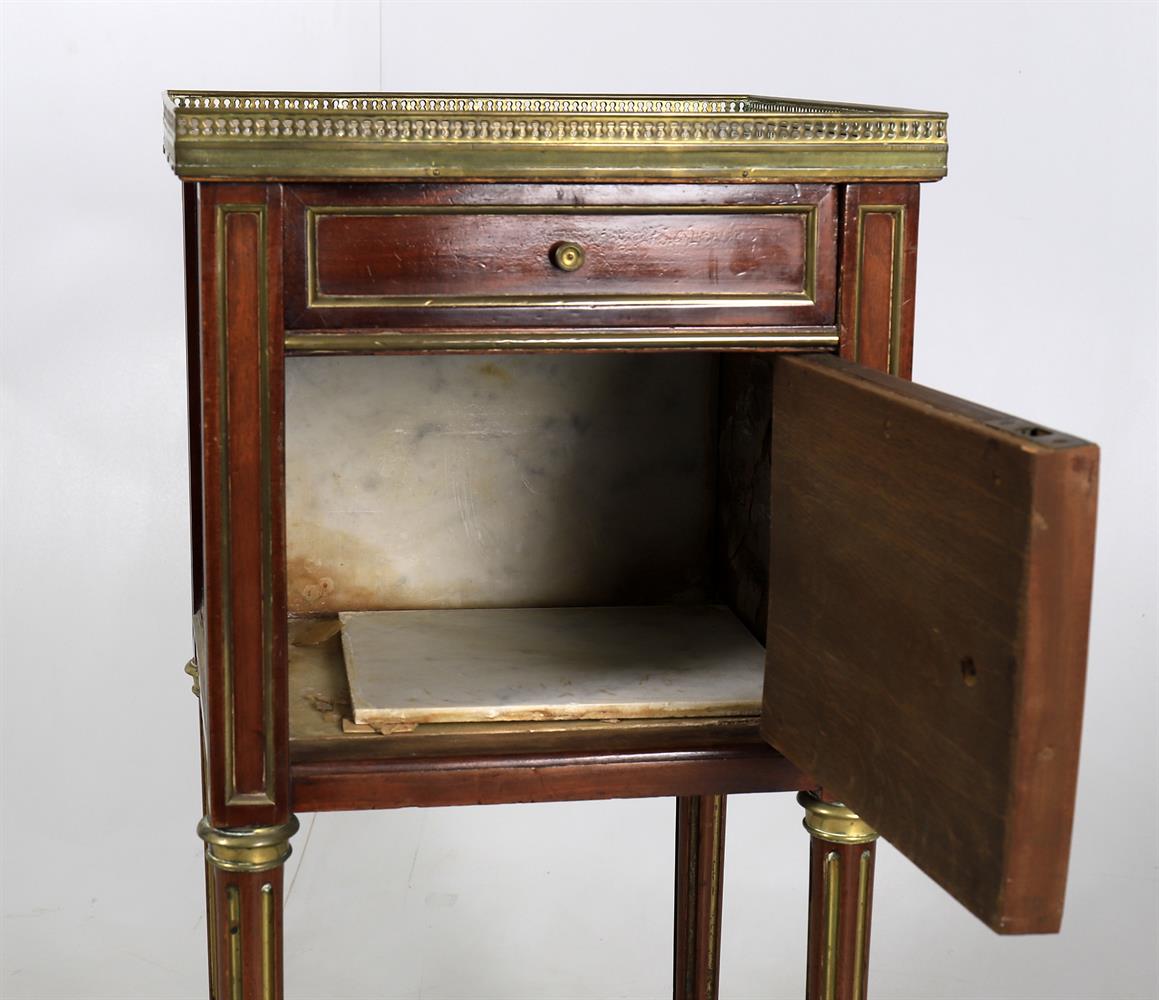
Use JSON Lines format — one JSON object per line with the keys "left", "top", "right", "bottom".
{"left": 256, "top": 202, "right": 277, "bottom": 816}
{"left": 205, "top": 864, "right": 219, "bottom": 1000}
{"left": 216, "top": 203, "right": 276, "bottom": 809}
{"left": 284, "top": 328, "right": 839, "bottom": 354}
{"left": 852, "top": 849, "right": 873, "bottom": 1000}
{"left": 261, "top": 883, "right": 276, "bottom": 1000}
{"left": 706, "top": 795, "right": 723, "bottom": 1000}
{"left": 305, "top": 204, "right": 818, "bottom": 311}
{"left": 822, "top": 850, "right": 840, "bottom": 1000}
{"left": 226, "top": 884, "right": 242, "bottom": 1000}
{"left": 214, "top": 204, "right": 233, "bottom": 807}
{"left": 682, "top": 799, "right": 699, "bottom": 1000}
{"left": 851, "top": 204, "right": 906, "bottom": 375}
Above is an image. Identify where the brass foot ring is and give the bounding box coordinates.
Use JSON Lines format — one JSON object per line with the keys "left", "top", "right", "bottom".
{"left": 798, "top": 791, "right": 878, "bottom": 845}
{"left": 198, "top": 815, "right": 300, "bottom": 873}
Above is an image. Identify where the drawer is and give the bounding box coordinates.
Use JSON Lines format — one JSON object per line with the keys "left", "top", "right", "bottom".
{"left": 284, "top": 183, "right": 836, "bottom": 334}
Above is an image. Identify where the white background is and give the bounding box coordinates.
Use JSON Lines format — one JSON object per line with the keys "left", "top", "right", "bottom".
{"left": 1, "top": 2, "right": 1156, "bottom": 998}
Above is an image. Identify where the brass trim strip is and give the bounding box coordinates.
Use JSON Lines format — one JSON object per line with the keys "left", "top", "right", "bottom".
{"left": 206, "top": 863, "right": 219, "bottom": 1000}
{"left": 261, "top": 882, "right": 276, "bottom": 1000}
{"left": 199, "top": 816, "right": 300, "bottom": 874}
{"left": 214, "top": 204, "right": 233, "bottom": 804}
{"left": 285, "top": 328, "right": 839, "bottom": 354}
{"left": 851, "top": 204, "right": 906, "bottom": 376}
{"left": 226, "top": 885, "right": 242, "bottom": 1000}
{"left": 216, "top": 203, "right": 276, "bottom": 809}
{"left": 799, "top": 792, "right": 879, "bottom": 845}
{"left": 822, "top": 850, "right": 840, "bottom": 1000}
{"left": 256, "top": 200, "right": 277, "bottom": 816}
{"left": 852, "top": 849, "right": 873, "bottom": 1000}
{"left": 677, "top": 795, "right": 724, "bottom": 1000}
{"left": 304, "top": 204, "right": 817, "bottom": 311}
{"left": 680, "top": 799, "right": 699, "bottom": 1000}
{"left": 705, "top": 795, "right": 723, "bottom": 1000}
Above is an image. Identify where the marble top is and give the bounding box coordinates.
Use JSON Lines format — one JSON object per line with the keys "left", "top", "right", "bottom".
{"left": 340, "top": 605, "right": 766, "bottom": 726}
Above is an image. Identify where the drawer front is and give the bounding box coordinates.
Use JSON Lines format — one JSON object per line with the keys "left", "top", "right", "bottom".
{"left": 284, "top": 184, "right": 836, "bottom": 333}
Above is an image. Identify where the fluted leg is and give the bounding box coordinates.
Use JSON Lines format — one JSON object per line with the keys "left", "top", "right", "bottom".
{"left": 674, "top": 794, "right": 726, "bottom": 1000}
{"left": 799, "top": 792, "right": 878, "bottom": 1000}
{"left": 199, "top": 816, "right": 299, "bottom": 1000}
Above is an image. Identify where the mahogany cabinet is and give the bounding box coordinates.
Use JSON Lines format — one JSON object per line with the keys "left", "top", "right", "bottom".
{"left": 166, "top": 92, "right": 1097, "bottom": 999}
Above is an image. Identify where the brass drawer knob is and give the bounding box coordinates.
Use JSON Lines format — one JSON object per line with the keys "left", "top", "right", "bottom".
{"left": 550, "top": 241, "right": 585, "bottom": 272}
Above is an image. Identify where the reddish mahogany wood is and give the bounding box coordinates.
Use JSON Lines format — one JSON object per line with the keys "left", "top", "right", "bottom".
{"left": 283, "top": 183, "right": 837, "bottom": 330}
{"left": 793, "top": 193, "right": 918, "bottom": 992}
{"left": 290, "top": 743, "right": 804, "bottom": 812}
{"left": 183, "top": 183, "right": 205, "bottom": 615}
{"left": 206, "top": 862, "right": 285, "bottom": 1000}
{"left": 290, "top": 715, "right": 778, "bottom": 763}
{"left": 805, "top": 835, "right": 876, "bottom": 1000}
{"left": 763, "top": 354, "right": 1098, "bottom": 932}
{"left": 196, "top": 183, "right": 289, "bottom": 830}
{"left": 712, "top": 185, "right": 919, "bottom": 651}
{"left": 837, "top": 184, "right": 919, "bottom": 378}
{"left": 315, "top": 211, "right": 808, "bottom": 296}
{"left": 674, "top": 795, "right": 726, "bottom": 1000}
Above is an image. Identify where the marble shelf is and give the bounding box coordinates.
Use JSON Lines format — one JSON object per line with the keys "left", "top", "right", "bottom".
{"left": 338, "top": 604, "right": 765, "bottom": 728}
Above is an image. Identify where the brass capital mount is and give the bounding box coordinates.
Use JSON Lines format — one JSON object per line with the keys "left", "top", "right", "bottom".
{"left": 798, "top": 791, "right": 878, "bottom": 845}
{"left": 198, "top": 816, "right": 301, "bottom": 874}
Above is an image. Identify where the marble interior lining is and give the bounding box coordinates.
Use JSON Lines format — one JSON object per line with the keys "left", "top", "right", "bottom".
{"left": 285, "top": 354, "right": 718, "bottom": 613}
{"left": 340, "top": 605, "right": 765, "bottom": 725}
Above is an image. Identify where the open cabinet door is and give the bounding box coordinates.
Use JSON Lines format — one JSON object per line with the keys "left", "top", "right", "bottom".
{"left": 762, "top": 355, "right": 1098, "bottom": 934}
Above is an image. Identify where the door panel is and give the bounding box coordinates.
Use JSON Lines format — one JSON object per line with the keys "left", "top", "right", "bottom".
{"left": 762, "top": 354, "right": 1097, "bottom": 934}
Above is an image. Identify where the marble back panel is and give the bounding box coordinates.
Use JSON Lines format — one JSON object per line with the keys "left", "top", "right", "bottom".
{"left": 285, "top": 354, "right": 718, "bottom": 614}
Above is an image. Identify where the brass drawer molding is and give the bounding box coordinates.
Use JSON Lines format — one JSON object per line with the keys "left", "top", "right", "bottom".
{"left": 164, "top": 91, "right": 947, "bottom": 181}
{"left": 302, "top": 202, "right": 823, "bottom": 312}
{"left": 282, "top": 328, "right": 840, "bottom": 354}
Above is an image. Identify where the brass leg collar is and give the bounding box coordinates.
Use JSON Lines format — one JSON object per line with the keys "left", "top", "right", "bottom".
{"left": 798, "top": 791, "right": 878, "bottom": 845}
{"left": 198, "top": 815, "right": 300, "bottom": 873}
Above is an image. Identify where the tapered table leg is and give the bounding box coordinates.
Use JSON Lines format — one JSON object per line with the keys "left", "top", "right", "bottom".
{"left": 199, "top": 816, "right": 300, "bottom": 1000}
{"left": 674, "top": 794, "right": 726, "bottom": 1000}
{"left": 799, "top": 792, "right": 878, "bottom": 1000}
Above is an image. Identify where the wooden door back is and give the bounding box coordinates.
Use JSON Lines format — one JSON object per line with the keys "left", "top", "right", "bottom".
{"left": 762, "top": 354, "right": 1098, "bottom": 933}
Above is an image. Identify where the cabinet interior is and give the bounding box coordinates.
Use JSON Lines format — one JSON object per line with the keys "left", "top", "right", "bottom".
{"left": 285, "top": 352, "right": 775, "bottom": 740}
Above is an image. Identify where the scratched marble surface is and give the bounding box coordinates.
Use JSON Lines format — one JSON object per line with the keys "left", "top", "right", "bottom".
{"left": 340, "top": 605, "right": 764, "bottom": 724}
{"left": 285, "top": 354, "right": 717, "bottom": 613}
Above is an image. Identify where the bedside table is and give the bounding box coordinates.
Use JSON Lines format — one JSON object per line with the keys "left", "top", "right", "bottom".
{"left": 165, "top": 91, "right": 1096, "bottom": 1000}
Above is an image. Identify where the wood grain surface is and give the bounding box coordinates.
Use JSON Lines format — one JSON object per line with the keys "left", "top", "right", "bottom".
{"left": 674, "top": 795, "right": 727, "bottom": 1000}
{"left": 762, "top": 354, "right": 1098, "bottom": 933}
{"left": 284, "top": 182, "right": 837, "bottom": 330}
{"left": 195, "top": 182, "right": 289, "bottom": 828}
{"left": 837, "top": 184, "right": 920, "bottom": 378}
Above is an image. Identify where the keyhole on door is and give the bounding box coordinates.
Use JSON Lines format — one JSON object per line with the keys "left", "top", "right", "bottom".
{"left": 960, "top": 656, "right": 978, "bottom": 687}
